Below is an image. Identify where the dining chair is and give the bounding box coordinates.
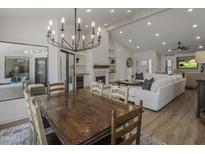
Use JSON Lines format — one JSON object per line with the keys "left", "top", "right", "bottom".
{"left": 91, "top": 81, "right": 104, "bottom": 96}
{"left": 23, "top": 89, "right": 36, "bottom": 144}
{"left": 110, "top": 85, "right": 128, "bottom": 104}
{"left": 47, "top": 81, "right": 66, "bottom": 95}
{"left": 111, "top": 101, "right": 143, "bottom": 145}
{"left": 30, "top": 98, "right": 61, "bottom": 145}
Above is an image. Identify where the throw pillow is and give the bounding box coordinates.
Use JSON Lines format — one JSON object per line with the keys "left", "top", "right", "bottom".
{"left": 143, "top": 78, "right": 155, "bottom": 90}
{"left": 136, "top": 72, "right": 144, "bottom": 80}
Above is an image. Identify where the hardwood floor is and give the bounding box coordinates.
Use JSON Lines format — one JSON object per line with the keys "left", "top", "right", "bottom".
{"left": 142, "top": 89, "right": 205, "bottom": 145}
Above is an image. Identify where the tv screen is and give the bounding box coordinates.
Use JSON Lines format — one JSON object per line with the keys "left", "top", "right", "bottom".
{"left": 177, "top": 56, "right": 198, "bottom": 69}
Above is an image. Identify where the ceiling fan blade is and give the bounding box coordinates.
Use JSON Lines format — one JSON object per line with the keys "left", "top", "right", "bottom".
{"left": 181, "top": 47, "right": 188, "bottom": 50}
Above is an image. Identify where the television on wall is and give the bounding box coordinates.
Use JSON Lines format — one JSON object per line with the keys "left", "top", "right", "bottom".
{"left": 177, "top": 56, "right": 198, "bottom": 69}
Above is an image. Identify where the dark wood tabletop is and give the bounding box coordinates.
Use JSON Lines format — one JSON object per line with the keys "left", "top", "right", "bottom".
{"left": 34, "top": 89, "right": 134, "bottom": 145}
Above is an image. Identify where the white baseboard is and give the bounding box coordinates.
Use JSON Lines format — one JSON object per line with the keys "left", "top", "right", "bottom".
{"left": 0, "top": 114, "right": 28, "bottom": 125}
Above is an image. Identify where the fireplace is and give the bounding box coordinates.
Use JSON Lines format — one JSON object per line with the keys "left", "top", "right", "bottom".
{"left": 96, "top": 76, "right": 105, "bottom": 84}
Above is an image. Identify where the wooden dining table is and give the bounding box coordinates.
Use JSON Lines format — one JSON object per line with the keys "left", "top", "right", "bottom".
{"left": 34, "top": 89, "right": 136, "bottom": 145}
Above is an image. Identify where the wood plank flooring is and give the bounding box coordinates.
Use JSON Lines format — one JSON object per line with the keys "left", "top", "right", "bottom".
{"left": 142, "top": 89, "right": 205, "bottom": 144}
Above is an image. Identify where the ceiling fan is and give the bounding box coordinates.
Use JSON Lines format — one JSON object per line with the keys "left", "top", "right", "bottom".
{"left": 170, "top": 42, "right": 188, "bottom": 51}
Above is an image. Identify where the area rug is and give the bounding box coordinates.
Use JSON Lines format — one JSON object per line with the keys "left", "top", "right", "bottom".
{"left": 0, "top": 123, "right": 166, "bottom": 145}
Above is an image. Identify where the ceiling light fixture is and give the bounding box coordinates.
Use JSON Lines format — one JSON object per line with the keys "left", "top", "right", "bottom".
{"left": 46, "top": 8, "right": 101, "bottom": 52}
{"left": 120, "top": 31, "right": 123, "bottom": 34}
{"left": 196, "top": 36, "right": 201, "bottom": 40}
{"left": 155, "top": 33, "right": 160, "bottom": 37}
{"left": 86, "top": 9, "right": 92, "bottom": 13}
{"left": 110, "top": 9, "right": 115, "bottom": 13}
{"left": 193, "top": 24, "right": 198, "bottom": 28}
{"left": 127, "top": 10, "right": 131, "bottom": 13}
{"left": 188, "top": 8, "right": 193, "bottom": 12}
{"left": 104, "top": 23, "right": 108, "bottom": 26}
{"left": 147, "top": 22, "right": 152, "bottom": 26}
{"left": 129, "top": 39, "right": 132, "bottom": 42}
{"left": 199, "top": 45, "right": 204, "bottom": 49}
{"left": 168, "top": 49, "right": 172, "bottom": 52}
{"left": 162, "top": 42, "right": 166, "bottom": 45}
{"left": 136, "top": 46, "right": 140, "bottom": 49}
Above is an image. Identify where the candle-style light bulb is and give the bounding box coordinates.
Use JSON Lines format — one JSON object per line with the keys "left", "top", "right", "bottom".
{"left": 91, "top": 34, "right": 94, "bottom": 39}
{"left": 91, "top": 21, "right": 95, "bottom": 27}
{"left": 98, "top": 27, "right": 101, "bottom": 32}
{"left": 49, "top": 20, "right": 53, "bottom": 26}
{"left": 52, "top": 30, "right": 55, "bottom": 35}
{"left": 47, "top": 25, "right": 51, "bottom": 31}
{"left": 72, "top": 35, "right": 75, "bottom": 40}
{"left": 82, "top": 35, "right": 85, "bottom": 40}
{"left": 61, "top": 17, "right": 65, "bottom": 23}
{"left": 61, "top": 33, "right": 64, "bottom": 38}
{"left": 77, "top": 18, "right": 81, "bottom": 24}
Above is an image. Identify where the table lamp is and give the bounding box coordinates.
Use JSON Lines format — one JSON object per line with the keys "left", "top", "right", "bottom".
{"left": 195, "top": 51, "right": 205, "bottom": 79}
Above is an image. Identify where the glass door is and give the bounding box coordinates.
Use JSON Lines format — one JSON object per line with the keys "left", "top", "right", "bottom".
{"left": 165, "top": 60, "right": 173, "bottom": 75}
{"left": 35, "top": 58, "right": 48, "bottom": 85}
{"left": 60, "top": 50, "right": 75, "bottom": 91}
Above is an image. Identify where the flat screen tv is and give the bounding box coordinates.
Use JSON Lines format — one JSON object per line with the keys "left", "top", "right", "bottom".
{"left": 177, "top": 56, "right": 198, "bottom": 69}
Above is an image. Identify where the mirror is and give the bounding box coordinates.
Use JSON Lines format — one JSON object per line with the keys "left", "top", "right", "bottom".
{"left": 0, "top": 41, "right": 48, "bottom": 101}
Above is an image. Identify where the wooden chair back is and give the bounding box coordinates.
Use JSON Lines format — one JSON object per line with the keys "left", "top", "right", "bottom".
{"left": 23, "top": 89, "right": 33, "bottom": 122}
{"left": 91, "top": 81, "right": 104, "bottom": 96}
{"left": 30, "top": 98, "right": 48, "bottom": 145}
{"left": 111, "top": 101, "right": 143, "bottom": 145}
{"left": 47, "top": 81, "right": 66, "bottom": 95}
{"left": 110, "top": 85, "right": 128, "bottom": 104}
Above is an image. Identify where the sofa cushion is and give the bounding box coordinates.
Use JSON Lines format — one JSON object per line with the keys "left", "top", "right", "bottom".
{"left": 143, "top": 78, "right": 154, "bottom": 90}
{"left": 135, "top": 72, "right": 144, "bottom": 80}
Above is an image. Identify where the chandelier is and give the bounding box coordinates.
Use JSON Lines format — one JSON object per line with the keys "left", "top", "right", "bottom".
{"left": 46, "top": 8, "right": 102, "bottom": 52}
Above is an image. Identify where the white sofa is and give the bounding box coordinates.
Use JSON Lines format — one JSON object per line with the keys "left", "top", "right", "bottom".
{"left": 0, "top": 83, "right": 24, "bottom": 101}
{"left": 128, "top": 73, "right": 186, "bottom": 111}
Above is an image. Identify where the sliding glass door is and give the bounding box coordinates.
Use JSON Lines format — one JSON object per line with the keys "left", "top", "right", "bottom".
{"left": 60, "top": 50, "right": 75, "bottom": 91}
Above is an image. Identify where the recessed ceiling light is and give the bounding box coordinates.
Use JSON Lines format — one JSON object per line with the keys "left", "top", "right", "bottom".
{"left": 162, "top": 42, "right": 166, "bottom": 45}
{"left": 199, "top": 45, "right": 204, "bottom": 49}
{"left": 168, "top": 49, "right": 172, "bottom": 52}
{"left": 193, "top": 24, "right": 198, "bottom": 28}
{"left": 155, "top": 33, "right": 160, "bottom": 37}
{"left": 188, "top": 8, "right": 193, "bottom": 12}
{"left": 110, "top": 9, "right": 115, "bottom": 13}
{"left": 136, "top": 46, "right": 140, "bottom": 49}
{"left": 147, "top": 22, "right": 152, "bottom": 26}
{"left": 129, "top": 39, "right": 132, "bottom": 42}
{"left": 86, "top": 9, "right": 92, "bottom": 13}
{"left": 85, "top": 25, "right": 89, "bottom": 28}
{"left": 196, "top": 36, "right": 201, "bottom": 39}
{"left": 127, "top": 10, "right": 131, "bottom": 13}
{"left": 119, "top": 31, "right": 123, "bottom": 34}
{"left": 104, "top": 23, "right": 108, "bottom": 26}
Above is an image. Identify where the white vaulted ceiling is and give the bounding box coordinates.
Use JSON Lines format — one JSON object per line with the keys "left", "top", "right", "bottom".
{"left": 110, "top": 8, "right": 205, "bottom": 55}
{"left": 0, "top": 8, "right": 204, "bottom": 55}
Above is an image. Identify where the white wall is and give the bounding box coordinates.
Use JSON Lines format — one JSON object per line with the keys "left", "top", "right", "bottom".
{"left": 133, "top": 50, "right": 161, "bottom": 73}
{"left": 0, "top": 17, "right": 59, "bottom": 81}
{"left": 109, "top": 35, "right": 134, "bottom": 80}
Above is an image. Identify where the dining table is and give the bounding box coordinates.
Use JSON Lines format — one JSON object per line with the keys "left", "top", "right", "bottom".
{"left": 34, "top": 89, "right": 136, "bottom": 145}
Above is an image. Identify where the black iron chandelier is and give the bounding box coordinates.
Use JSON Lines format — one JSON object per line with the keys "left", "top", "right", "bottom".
{"left": 46, "top": 8, "right": 101, "bottom": 52}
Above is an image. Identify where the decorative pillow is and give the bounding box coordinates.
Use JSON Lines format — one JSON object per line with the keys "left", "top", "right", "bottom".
{"left": 142, "top": 78, "right": 155, "bottom": 90}
{"left": 136, "top": 72, "right": 144, "bottom": 80}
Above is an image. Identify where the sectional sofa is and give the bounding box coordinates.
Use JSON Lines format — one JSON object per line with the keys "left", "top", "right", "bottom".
{"left": 128, "top": 73, "right": 186, "bottom": 111}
